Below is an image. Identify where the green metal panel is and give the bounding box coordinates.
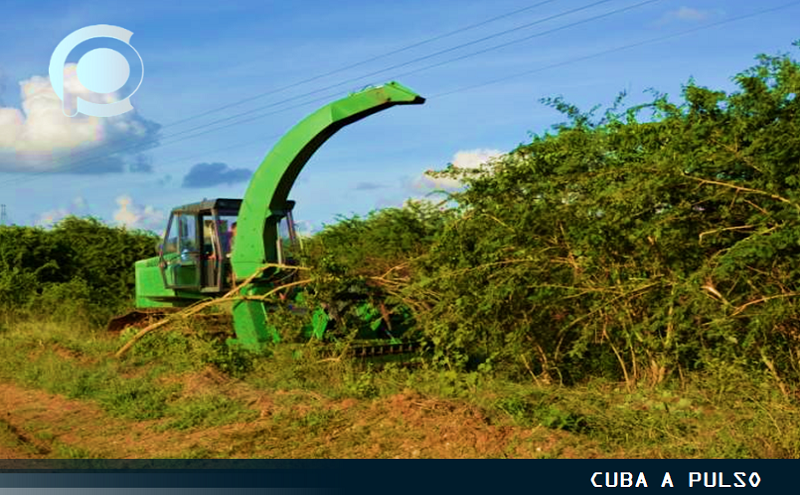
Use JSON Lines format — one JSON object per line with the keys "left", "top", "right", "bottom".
{"left": 223, "top": 82, "right": 425, "bottom": 350}
{"left": 134, "top": 257, "right": 177, "bottom": 308}
{"left": 226, "top": 82, "right": 424, "bottom": 351}
{"left": 231, "top": 82, "right": 425, "bottom": 280}
{"left": 228, "top": 284, "right": 281, "bottom": 349}
{"left": 135, "top": 256, "right": 209, "bottom": 307}
{"left": 311, "top": 307, "right": 329, "bottom": 340}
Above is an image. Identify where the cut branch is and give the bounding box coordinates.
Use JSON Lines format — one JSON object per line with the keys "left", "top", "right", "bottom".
{"left": 114, "top": 264, "right": 307, "bottom": 358}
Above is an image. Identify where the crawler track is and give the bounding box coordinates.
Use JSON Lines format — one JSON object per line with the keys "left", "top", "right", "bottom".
{"left": 108, "top": 309, "right": 424, "bottom": 360}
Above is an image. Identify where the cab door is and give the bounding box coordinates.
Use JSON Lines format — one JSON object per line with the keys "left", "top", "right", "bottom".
{"left": 200, "top": 210, "right": 226, "bottom": 291}
{"left": 159, "top": 212, "right": 201, "bottom": 289}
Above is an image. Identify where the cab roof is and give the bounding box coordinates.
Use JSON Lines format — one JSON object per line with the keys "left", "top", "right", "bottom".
{"left": 171, "top": 198, "right": 296, "bottom": 215}
{"left": 171, "top": 198, "right": 242, "bottom": 215}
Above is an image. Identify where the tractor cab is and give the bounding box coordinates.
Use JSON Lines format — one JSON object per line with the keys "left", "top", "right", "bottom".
{"left": 158, "top": 198, "right": 299, "bottom": 293}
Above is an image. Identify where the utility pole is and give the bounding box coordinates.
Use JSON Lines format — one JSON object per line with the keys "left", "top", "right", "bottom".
{"left": 0, "top": 204, "right": 6, "bottom": 226}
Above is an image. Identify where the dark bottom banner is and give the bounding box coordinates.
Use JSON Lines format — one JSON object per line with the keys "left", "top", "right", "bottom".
{"left": 0, "top": 460, "right": 793, "bottom": 493}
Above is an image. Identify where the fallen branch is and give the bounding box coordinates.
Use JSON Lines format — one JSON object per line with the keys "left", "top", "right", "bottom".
{"left": 114, "top": 263, "right": 306, "bottom": 359}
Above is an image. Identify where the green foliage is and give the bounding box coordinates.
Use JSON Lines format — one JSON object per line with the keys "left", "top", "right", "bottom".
{"left": 303, "top": 45, "right": 800, "bottom": 386}
{"left": 205, "top": 343, "right": 258, "bottom": 378}
{"left": 159, "top": 395, "right": 258, "bottom": 431}
{"left": 496, "top": 391, "right": 590, "bottom": 432}
{"left": 52, "top": 442, "right": 101, "bottom": 459}
{"left": 118, "top": 323, "right": 262, "bottom": 379}
{"left": 0, "top": 217, "right": 157, "bottom": 324}
{"left": 301, "top": 200, "right": 451, "bottom": 343}
{"left": 307, "top": 200, "right": 452, "bottom": 276}
{"left": 0, "top": 320, "right": 259, "bottom": 430}
{"left": 343, "top": 367, "right": 379, "bottom": 398}
{"left": 98, "top": 379, "right": 180, "bottom": 421}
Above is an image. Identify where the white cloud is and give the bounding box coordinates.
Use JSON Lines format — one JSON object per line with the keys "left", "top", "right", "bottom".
{"left": 36, "top": 208, "right": 71, "bottom": 227}
{"left": 35, "top": 195, "right": 90, "bottom": 227}
{"left": 293, "top": 219, "right": 316, "bottom": 237}
{"left": 0, "top": 64, "right": 159, "bottom": 174}
{"left": 453, "top": 149, "right": 505, "bottom": 169}
{"left": 113, "top": 195, "right": 166, "bottom": 231}
{"left": 415, "top": 148, "right": 505, "bottom": 190}
{"left": 658, "top": 7, "right": 722, "bottom": 24}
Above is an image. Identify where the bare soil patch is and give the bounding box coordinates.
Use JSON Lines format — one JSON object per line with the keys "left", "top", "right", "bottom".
{"left": 0, "top": 381, "right": 564, "bottom": 459}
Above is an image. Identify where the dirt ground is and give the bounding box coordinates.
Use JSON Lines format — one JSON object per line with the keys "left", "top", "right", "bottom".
{"left": 0, "top": 381, "right": 569, "bottom": 459}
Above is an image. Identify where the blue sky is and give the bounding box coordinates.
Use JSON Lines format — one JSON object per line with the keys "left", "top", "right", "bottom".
{"left": 0, "top": 0, "right": 798, "bottom": 232}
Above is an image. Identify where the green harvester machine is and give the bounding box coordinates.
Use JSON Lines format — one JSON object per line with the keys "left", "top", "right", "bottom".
{"left": 108, "top": 82, "right": 425, "bottom": 356}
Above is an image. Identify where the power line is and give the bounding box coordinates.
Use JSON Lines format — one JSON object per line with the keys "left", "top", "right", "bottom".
{"left": 159, "top": 0, "right": 618, "bottom": 142}
{"left": 6, "top": 0, "right": 790, "bottom": 193}
{"left": 8, "top": 1, "right": 793, "bottom": 197}
{"left": 2, "top": 0, "right": 635, "bottom": 182}
{"left": 24, "top": 0, "right": 613, "bottom": 177}
{"left": 389, "top": 0, "right": 659, "bottom": 81}
{"left": 430, "top": 1, "right": 800, "bottom": 99}
{"left": 141, "top": 0, "right": 800, "bottom": 160}
{"left": 162, "top": 0, "right": 561, "bottom": 129}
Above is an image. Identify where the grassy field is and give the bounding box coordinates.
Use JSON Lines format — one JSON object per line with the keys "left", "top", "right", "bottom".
{"left": 3, "top": 49, "right": 800, "bottom": 459}
{"left": 0, "top": 318, "right": 798, "bottom": 459}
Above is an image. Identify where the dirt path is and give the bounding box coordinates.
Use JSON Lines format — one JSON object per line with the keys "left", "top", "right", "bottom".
{"left": 0, "top": 421, "right": 38, "bottom": 459}
{"left": 0, "top": 382, "right": 273, "bottom": 458}
{"left": 0, "top": 381, "right": 568, "bottom": 459}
